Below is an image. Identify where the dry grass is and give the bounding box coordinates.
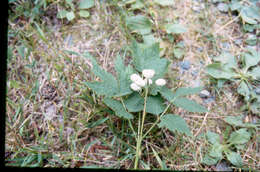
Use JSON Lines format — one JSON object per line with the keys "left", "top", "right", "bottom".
{"left": 6, "top": 0, "right": 259, "bottom": 170}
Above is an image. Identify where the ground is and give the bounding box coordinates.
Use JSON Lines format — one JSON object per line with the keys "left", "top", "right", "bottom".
{"left": 6, "top": 0, "right": 259, "bottom": 170}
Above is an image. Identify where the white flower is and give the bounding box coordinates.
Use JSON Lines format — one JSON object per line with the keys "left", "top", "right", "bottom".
{"left": 144, "top": 78, "right": 153, "bottom": 85}
{"left": 130, "top": 74, "right": 142, "bottom": 82}
{"left": 130, "top": 73, "right": 146, "bottom": 87}
{"left": 155, "top": 78, "right": 166, "bottom": 86}
{"left": 142, "top": 69, "right": 155, "bottom": 79}
{"left": 130, "top": 83, "right": 141, "bottom": 91}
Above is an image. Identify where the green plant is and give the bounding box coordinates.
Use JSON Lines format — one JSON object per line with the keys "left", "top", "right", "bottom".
{"left": 206, "top": 49, "right": 260, "bottom": 116}
{"left": 57, "top": 0, "right": 95, "bottom": 21}
{"left": 84, "top": 41, "right": 208, "bottom": 169}
{"left": 202, "top": 115, "right": 256, "bottom": 167}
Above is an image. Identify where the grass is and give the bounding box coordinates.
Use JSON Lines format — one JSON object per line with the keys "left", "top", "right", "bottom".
{"left": 6, "top": 0, "right": 259, "bottom": 170}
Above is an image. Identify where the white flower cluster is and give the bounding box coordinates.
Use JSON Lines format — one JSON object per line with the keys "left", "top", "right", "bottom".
{"left": 130, "top": 69, "right": 166, "bottom": 91}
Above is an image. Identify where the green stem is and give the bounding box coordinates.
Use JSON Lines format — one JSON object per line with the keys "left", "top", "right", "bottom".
{"left": 134, "top": 87, "right": 148, "bottom": 169}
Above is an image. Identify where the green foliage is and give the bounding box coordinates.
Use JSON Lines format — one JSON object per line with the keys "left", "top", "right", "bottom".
{"left": 165, "top": 23, "right": 187, "bottom": 34}
{"left": 203, "top": 124, "right": 252, "bottom": 167}
{"left": 125, "top": 15, "right": 152, "bottom": 35}
{"left": 206, "top": 49, "right": 260, "bottom": 115}
{"left": 104, "top": 98, "right": 133, "bottom": 119}
{"left": 158, "top": 114, "right": 191, "bottom": 136}
{"left": 57, "top": 0, "right": 95, "bottom": 21}
{"left": 153, "top": 0, "right": 174, "bottom": 6}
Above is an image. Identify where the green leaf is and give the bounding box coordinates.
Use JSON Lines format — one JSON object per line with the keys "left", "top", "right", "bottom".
{"left": 130, "top": 41, "right": 170, "bottom": 79}
{"left": 165, "top": 23, "right": 187, "bottom": 34}
{"left": 175, "top": 87, "right": 203, "bottom": 97}
{"left": 84, "top": 81, "right": 118, "bottom": 97}
{"left": 130, "top": 0, "right": 144, "bottom": 10}
{"left": 224, "top": 115, "right": 244, "bottom": 127}
{"left": 173, "top": 48, "right": 184, "bottom": 59}
{"left": 146, "top": 95, "right": 166, "bottom": 115}
{"left": 202, "top": 154, "right": 219, "bottom": 165}
{"left": 225, "top": 151, "right": 243, "bottom": 167}
{"left": 229, "top": 1, "right": 242, "bottom": 11}
{"left": 206, "top": 131, "right": 220, "bottom": 144}
{"left": 103, "top": 98, "right": 133, "bottom": 119}
{"left": 173, "top": 97, "right": 208, "bottom": 113}
{"left": 114, "top": 55, "right": 133, "bottom": 97}
{"left": 125, "top": 15, "right": 152, "bottom": 35}
{"left": 57, "top": 10, "right": 69, "bottom": 19}
{"left": 249, "top": 66, "right": 260, "bottom": 80}
{"left": 79, "top": 0, "right": 95, "bottom": 9}
{"left": 143, "top": 34, "right": 158, "bottom": 46}
{"left": 158, "top": 114, "right": 191, "bottom": 136}
{"left": 237, "top": 81, "right": 250, "bottom": 101}
{"left": 159, "top": 86, "right": 176, "bottom": 102}
{"left": 83, "top": 53, "right": 118, "bottom": 97}
{"left": 240, "top": 6, "right": 260, "bottom": 24}
{"left": 227, "top": 128, "right": 251, "bottom": 145}
{"left": 151, "top": 147, "right": 168, "bottom": 170}
{"left": 209, "top": 142, "right": 223, "bottom": 159}
{"left": 153, "top": 0, "right": 174, "bottom": 6}
{"left": 213, "top": 52, "right": 237, "bottom": 69}
{"left": 206, "top": 63, "right": 237, "bottom": 79}
{"left": 66, "top": 11, "right": 75, "bottom": 21}
{"left": 78, "top": 10, "right": 90, "bottom": 18}
{"left": 124, "top": 92, "right": 144, "bottom": 112}
{"left": 243, "top": 48, "right": 260, "bottom": 71}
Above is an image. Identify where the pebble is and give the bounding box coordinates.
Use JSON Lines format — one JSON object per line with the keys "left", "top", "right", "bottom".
{"left": 217, "top": 3, "right": 229, "bottom": 12}
{"left": 255, "top": 88, "right": 260, "bottom": 95}
{"left": 216, "top": 161, "right": 232, "bottom": 171}
{"left": 180, "top": 60, "right": 191, "bottom": 70}
{"left": 199, "top": 90, "right": 211, "bottom": 98}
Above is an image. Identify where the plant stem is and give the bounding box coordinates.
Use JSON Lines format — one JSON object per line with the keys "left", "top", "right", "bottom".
{"left": 134, "top": 87, "right": 148, "bottom": 169}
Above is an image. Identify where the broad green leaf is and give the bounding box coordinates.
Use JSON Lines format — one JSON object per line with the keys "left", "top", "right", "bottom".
{"left": 66, "top": 0, "right": 74, "bottom": 9}
{"left": 250, "top": 101, "right": 260, "bottom": 115}
{"left": 224, "top": 115, "right": 244, "bottom": 127}
{"left": 243, "top": 48, "right": 260, "bottom": 71}
{"left": 202, "top": 154, "right": 219, "bottom": 165}
{"left": 153, "top": 0, "right": 174, "bottom": 6}
{"left": 240, "top": 6, "right": 260, "bottom": 25}
{"left": 175, "top": 87, "right": 203, "bottom": 97}
{"left": 79, "top": 0, "right": 95, "bottom": 9}
{"left": 173, "top": 48, "right": 184, "bottom": 59}
{"left": 103, "top": 98, "right": 133, "bottom": 119}
{"left": 125, "top": 15, "right": 152, "bottom": 35}
{"left": 173, "top": 97, "right": 208, "bottom": 113}
{"left": 57, "top": 10, "right": 69, "bottom": 19}
{"left": 146, "top": 96, "right": 166, "bottom": 115}
{"left": 66, "top": 11, "right": 75, "bottom": 21}
{"left": 159, "top": 86, "right": 176, "bottom": 102}
{"left": 83, "top": 53, "right": 118, "bottom": 97}
{"left": 249, "top": 66, "right": 260, "bottom": 80}
{"left": 143, "top": 34, "right": 158, "bottom": 46}
{"left": 158, "top": 114, "right": 191, "bottom": 136}
{"left": 84, "top": 81, "right": 118, "bottom": 97}
{"left": 237, "top": 81, "right": 250, "bottom": 101}
{"left": 78, "top": 10, "right": 90, "bottom": 18}
{"left": 213, "top": 52, "right": 237, "bottom": 69}
{"left": 130, "top": 41, "right": 170, "bottom": 79}
{"left": 227, "top": 128, "right": 251, "bottom": 145}
{"left": 206, "top": 63, "right": 237, "bottom": 79}
{"left": 124, "top": 92, "right": 144, "bottom": 112}
{"left": 229, "top": 1, "right": 242, "bottom": 11}
{"left": 130, "top": 0, "right": 144, "bottom": 10}
{"left": 209, "top": 142, "right": 223, "bottom": 159}
{"left": 225, "top": 151, "right": 243, "bottom": 167}
{"left": 165, "top": 24, "right": 187, "bottom": 34}
{"left": 206, "top": 131, "right": 220, "bottom": 144}
{"left": 114, "top": 55, "right": 133, "bottom": 97}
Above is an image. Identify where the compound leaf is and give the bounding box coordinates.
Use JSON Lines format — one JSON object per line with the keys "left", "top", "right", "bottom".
{"left": 173, "top": 97, "right": 208, "bottom": 113}
{"left": 146, "top": 95, "right": 166, "bottom": 115}
{"left": 104, "top": 98, "right": 133, "bottom": 119}
{"left": 158, "top": 114, "right": 191, "bottom": 136}
{"left": 227, "top": 128, "right": 251, "bottom": 145}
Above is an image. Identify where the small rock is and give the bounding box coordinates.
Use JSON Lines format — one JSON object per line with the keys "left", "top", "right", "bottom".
{"left": 180, "top": 60, "right": 191, "bottom": 70}
{"left": 216, "top": 161, "right": 232, "bottom": 171}
{"left": 217, "top": 3, "right": 229, "bottom": 12}
{"left": 199, "top": 90, "right": 211, "bottom": 98}
{"left": 255, "top": 88, "right": 260, "bottom": 95}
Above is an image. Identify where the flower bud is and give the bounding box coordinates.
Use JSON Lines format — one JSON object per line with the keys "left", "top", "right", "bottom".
{"left": 142, "top": 69, "right": 155, "bottom": 79}
{"left": 155, "top": 78, "right": 166, "bottom": 86}
{"left": 135, "top": 78, "right": 146, "bottom": 87}
{"left": 130, "top": 83, "right": 141, "bottom": 91}
{"left": 130, "top": 74, "right": 142, "bottom": 82}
